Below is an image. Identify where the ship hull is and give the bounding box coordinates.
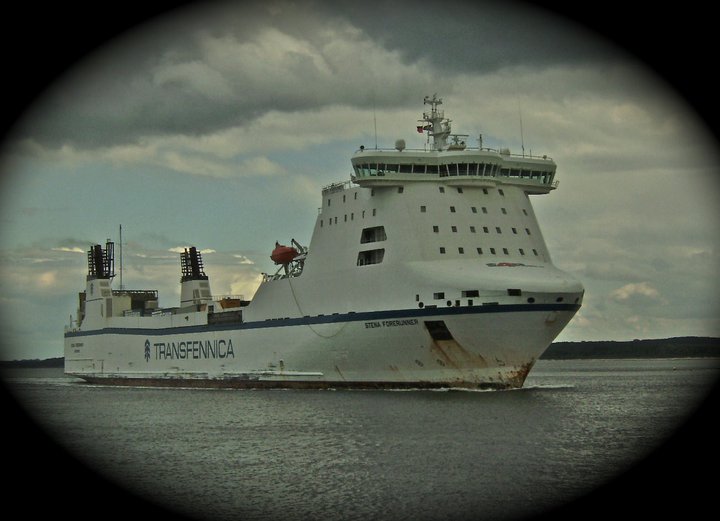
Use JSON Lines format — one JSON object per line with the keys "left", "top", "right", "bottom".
{"left": 65, "top": 303, "right": 579, "bottom": 390}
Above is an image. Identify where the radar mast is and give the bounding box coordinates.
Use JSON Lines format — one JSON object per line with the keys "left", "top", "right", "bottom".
{"left": 420, "top": 94, "right": 452, "bottom": 151}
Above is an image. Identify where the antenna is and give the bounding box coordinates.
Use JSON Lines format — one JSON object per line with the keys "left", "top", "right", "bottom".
{"left": 518, "top": 101, "right": 525, "bottom": 157}
{"left": 372, "top": 93, "right": 378, "bottom": 150}
{"left": 119, "top": 224, "right": 124, "bottom": 290}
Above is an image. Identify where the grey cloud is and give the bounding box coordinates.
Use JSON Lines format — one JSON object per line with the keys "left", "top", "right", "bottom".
{"left": 7, "top": 0, "right": 622, "bottom": 150}
{"left": 319, "top": 0, "right": 617, "bottom": 72}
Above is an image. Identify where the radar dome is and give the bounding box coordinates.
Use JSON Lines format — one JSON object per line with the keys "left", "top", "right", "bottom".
{"left": 395, "top": 139, "right": 406, "bottom": 151}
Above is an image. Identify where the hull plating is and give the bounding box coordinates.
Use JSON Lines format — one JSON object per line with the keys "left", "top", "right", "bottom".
{"left": 65, "top": 305, "right": 579, "bottom": 389}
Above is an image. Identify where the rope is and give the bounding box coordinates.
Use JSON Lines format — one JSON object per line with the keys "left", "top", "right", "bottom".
{"left": 287, "top": 275, "right": 350, "bottom": 339}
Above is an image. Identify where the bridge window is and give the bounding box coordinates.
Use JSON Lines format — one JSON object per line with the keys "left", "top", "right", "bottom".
{"left": 360, "top": 226, "right": 387, "bottom": 243}
{"left": 357, "top": 248, "right": 385, "bottom": 266}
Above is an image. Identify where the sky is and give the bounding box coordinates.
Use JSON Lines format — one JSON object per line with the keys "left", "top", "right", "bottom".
{"left": 0, "top": 0, "right": 718, "bottom": 360}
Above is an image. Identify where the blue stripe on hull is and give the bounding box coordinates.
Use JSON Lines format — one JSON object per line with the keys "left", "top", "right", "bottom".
{"left": 65, "top": 303, "right": 580, "bottom": 338}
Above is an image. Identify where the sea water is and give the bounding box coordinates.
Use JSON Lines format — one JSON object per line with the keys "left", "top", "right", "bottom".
{"left": 2, "top": 358, "right": 718, "bottom": 521}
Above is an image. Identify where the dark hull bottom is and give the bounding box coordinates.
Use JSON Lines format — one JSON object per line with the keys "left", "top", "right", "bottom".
{"left": 75, "top": 376, "right": 522, "bottom": 391}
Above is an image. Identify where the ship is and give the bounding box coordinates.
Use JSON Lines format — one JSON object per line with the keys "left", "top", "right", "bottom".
{"left": 64, "top": 95, "right": 584, "bottom": 389}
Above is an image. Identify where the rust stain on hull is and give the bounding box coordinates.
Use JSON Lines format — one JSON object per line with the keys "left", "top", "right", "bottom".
{"left": 498, "top": 360, "right": 535, "bottom": 388}
{"left": 429, "top": 338, "right": 488, "bottom": 370}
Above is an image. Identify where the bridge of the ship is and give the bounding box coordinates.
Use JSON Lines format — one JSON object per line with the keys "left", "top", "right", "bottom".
{"left": 350, "top": 148, "right": 557, "bottom": 194}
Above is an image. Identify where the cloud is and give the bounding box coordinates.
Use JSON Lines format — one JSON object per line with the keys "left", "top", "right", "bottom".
{"left": 233, "top": 255, "right": 255, "bottom": 265}
{"left": 6, "top": 0, "right": 622, "bottom": 153}
{"left": 8, "top": 4, "right": 434, "bottom": 150}
{"left": 167, "top": 246, "right": 216, "bottom": 254}
{"left": 610, "top": 282, "right": 661, "bottom": 302}
{"left": 51, "top": 247, "right": 85, "bottom": 253}
{"left": 311, "top": 0, "right": 616, "bottom": 73}
{"left": 37, "top": 271, "right": 58, "bottom": 288}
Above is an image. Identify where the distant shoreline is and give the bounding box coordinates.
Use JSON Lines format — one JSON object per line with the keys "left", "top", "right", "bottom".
{"left": 541, "top": 336, "right": 719, "bottom": 360}
{"left": 1, "top": 336, "right": 718, "bottom": 368}
{"left": 0, "top": 357, "right": 64, "bottom": 368}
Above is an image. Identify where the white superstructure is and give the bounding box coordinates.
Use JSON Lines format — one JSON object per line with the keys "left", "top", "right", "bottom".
{"left": 64, "top": 95, "right": 583, "bottom": 389}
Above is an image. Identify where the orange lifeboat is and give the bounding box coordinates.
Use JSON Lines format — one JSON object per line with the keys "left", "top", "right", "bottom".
{"left": 270, "top": 242, "right": 298, "bottom": 265}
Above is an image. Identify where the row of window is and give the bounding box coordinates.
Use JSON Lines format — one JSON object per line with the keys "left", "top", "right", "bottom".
{"left": 421, "top": 205, "right": 528, "bottom": 216}
{"left": 327, "top": 186, "right": 508, "bottom": 208}
{"left": 322, "top": 204, "right": 529, "bottom": 225}
{"left": 438, "top": 187, "right": 502, "bottom": 196}
{"left": 328, "top": 191, "right": 359, "bottom": 205}
{"left": 438, "top": 247, "right": 539, "bottom": 256}
{"left": 429, "top": 289, "right": 515, "bottom": 300}
{"left": 320, "top": 210, "right": 376, "bottom": 227}
{"left": 355, "top": 245, "right": 540, "bottom": 267}
{"left": 353, "top": 162, "right": 554, "bottom": 181}
{"left": 434, "top": 225, "right": 531, "bottom": 235}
